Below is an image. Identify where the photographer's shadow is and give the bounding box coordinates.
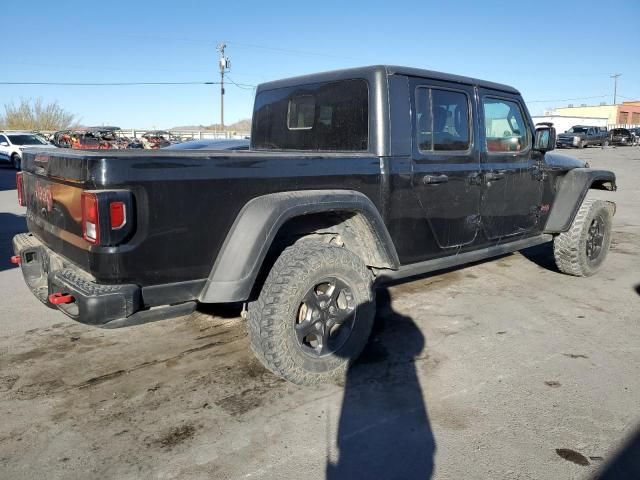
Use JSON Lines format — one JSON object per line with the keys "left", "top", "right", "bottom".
{"left": 327, "top": 288, "right": 436, "bottom": 480}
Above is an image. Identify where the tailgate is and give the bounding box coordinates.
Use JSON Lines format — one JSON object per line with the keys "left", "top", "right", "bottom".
{"left": 21, "top": 149, "right": 92, "bottom": 244}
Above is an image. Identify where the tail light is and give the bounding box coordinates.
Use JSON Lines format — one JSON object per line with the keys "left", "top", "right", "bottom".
{"left": 16, "top": 172, "right": 25, "bottom": 206}
{"left": 109, "top": 201, "right": 126, "bottom": 229}
{"left": 81, "top": 191, "right": 134, "bottom": 246}
{"left": 81, "top": 192, "right": 100, "bottom": 244}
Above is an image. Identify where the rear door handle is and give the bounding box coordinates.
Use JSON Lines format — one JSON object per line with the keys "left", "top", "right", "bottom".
{"left": 484, "top": 172, "right": 505, "bottom": 181}
{"left": 422, "top": 174, "right": 449, "bottom": 185}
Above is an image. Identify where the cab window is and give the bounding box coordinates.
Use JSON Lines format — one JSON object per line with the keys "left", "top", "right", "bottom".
{"left": 415, "top": 87, "right": 470, "bottom": 152}
{"left": 483, "top": 98, "right": 530, "bottom": 153}
{"left": 252, "top": 79, "right": 369, "bottom": 151}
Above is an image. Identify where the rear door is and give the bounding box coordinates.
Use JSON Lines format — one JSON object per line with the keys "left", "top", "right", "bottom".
{"left": 478, "top": 90, "right": 543, "bottom": 239}
{"left": 410, "top": 78, "right": 481, "bottom": 250}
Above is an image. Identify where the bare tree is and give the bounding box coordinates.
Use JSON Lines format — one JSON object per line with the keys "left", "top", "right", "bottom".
{"left": 0, "top": 98, "right": 78, "bottom": 131}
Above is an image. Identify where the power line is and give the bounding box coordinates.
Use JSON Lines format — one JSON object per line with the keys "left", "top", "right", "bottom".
{"left": 527, "top": 94, "right": 608, "bottom": 104}
{"left": 225, "top": 41, "right": 368, "bottom": 61}
{"left": 226, "top": 75, "right": 257, "bottom": 91}
{"left": 0, "top": 80, "right": 256, "bottom": 87}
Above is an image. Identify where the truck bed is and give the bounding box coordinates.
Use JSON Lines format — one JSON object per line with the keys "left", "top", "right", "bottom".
{"left": 21, "top": 148, "right": 382, "bottom": 288}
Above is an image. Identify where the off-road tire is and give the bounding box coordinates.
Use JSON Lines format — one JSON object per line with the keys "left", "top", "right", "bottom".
{"left": 578, "top": 140, "right": 585, "bottom": 149}
{"left": 247, "top": 242, "right": 375, "bottom": 385}
{"left": 11, "top": 154, "right": 21, "bottom": 170}
{"left": 553, "top": 199, "right": 614, "bottom": 276}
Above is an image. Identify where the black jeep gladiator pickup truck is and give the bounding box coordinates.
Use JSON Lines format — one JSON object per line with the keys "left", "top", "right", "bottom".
{"left": 12, "top": 65, "right": 616, "bottom": 384}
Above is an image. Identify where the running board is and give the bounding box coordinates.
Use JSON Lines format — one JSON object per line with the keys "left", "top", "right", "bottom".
{"left": 375, "top": 234, "right": 553, "bottom": 283}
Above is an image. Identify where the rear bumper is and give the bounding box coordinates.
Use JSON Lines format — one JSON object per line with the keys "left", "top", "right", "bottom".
{"left": 12, "top": 233, "right": 194, "bottom": 328}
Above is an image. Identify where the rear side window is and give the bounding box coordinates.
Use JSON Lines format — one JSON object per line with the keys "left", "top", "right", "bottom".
{"left": 415, "top": 87, "right": 470, "bottom": 152}
{"left": 252, "top": 79, "right": 369, "bottom": 151}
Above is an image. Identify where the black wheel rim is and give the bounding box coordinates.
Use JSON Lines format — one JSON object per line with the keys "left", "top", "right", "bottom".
{"left": 586, "top": 215, "right": 605, "bottom": 261}
{"left": 295, "top": 277, "right": 356, "bottom": 358}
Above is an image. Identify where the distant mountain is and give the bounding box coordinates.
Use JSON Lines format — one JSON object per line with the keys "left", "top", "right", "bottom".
{"left": 170, "top": 118, "right": 251, "bottom": 132}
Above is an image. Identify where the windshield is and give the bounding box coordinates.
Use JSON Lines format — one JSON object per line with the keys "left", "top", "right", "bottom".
{"left": 7, "top": 134, "right": 48, "bottom": 145}
{"left": 566, "top": 127, "right": 588, "bottom": 134}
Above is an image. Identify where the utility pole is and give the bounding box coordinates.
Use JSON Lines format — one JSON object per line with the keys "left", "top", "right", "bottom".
{"left": 217, "top": 43, "right": 231, "bottom": 129}
{"left": 610, "top": 73, "right": 621, "bottom": 105}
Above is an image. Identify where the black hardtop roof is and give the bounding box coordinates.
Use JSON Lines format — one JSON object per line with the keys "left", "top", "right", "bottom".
{"left": 256, "top": 65, "right": 519, "bottom": 95}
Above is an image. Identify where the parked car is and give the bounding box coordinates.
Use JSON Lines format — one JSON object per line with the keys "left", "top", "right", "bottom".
{"left": 163, "top": 139, "right": 250, "bottom": 150}
{"left": 141, "top": 131, "right": 171, "bottom": 149}
{"left": 610, "top": 128, "right": 634, "bottom": 146}
{"left": 556, "top": 125, "right": 610, "bottom": 148}
{"left": 87, "top": 126, "right": 133, "bottom": 149}
{"left": 52, "top": 128, "right": 112, "bottom": 150}
{"left": 0, "top": 131, "right": 55, "bottom": 169}
{"left": 11, "top": 65, "right": 616, "bottom": 385}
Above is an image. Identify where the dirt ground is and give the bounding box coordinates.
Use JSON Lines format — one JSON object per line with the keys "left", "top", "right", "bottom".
{"left": 0, "top": 146, "right": 639, "bottom": 479}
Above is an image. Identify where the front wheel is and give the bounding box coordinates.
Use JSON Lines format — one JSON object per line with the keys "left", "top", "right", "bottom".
{"left": 11, "top": 154, "right": 21, "bottom": 170}
{"left": 553, "top": 199, "right": 614, "bottom": 276}
{"left": 247, "top": 242, "right": 375, "bottom": 385}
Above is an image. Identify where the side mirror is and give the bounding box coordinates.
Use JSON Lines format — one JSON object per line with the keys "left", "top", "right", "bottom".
{"left": 534, "top": 126, "right": 556, "bottom": 152}
{"left": 0, "top": 142, "right": 8, "bottom": 147}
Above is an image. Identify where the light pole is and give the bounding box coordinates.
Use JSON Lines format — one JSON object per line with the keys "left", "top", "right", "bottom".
{"left": 217, "top": 43, "right": 231, "bottom": 129}
{"left": 610, "top": 73, "right": 621, "bottom": 105}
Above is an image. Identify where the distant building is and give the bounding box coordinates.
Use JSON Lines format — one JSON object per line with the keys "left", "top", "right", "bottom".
{"left": 550, "top": 101, "right": 640, "bottom": 126}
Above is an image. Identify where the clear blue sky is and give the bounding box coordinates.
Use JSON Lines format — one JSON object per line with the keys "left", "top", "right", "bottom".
{"left": 3, "top": 0, "right": 639, "bottom": 128}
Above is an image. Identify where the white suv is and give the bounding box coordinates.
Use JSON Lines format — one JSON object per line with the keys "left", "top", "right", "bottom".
{"left": 0, "top": 131, "right": 55, "bottom": 169}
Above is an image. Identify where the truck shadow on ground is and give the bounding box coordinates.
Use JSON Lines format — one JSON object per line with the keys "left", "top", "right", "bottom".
{"left": 326, "top": 288, "right": 436, "bottom": 480}
{"left": 519, "top": 242, "right": 560, "bottom": 272}
{"left": 594, "top": 426, "right": 640, "bottom": 480}
{"left": 0, "top": 213, "right": 27, "bottom": 272}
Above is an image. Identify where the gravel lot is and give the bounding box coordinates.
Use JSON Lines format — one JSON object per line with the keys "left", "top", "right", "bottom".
{"left": 0, "top": 146, "right": 638, "bottom": 480}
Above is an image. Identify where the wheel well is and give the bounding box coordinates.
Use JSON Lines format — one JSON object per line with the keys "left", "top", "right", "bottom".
{"left": 248, "top": 211, "right": 395, "bottom": 301}
{"left": 590, "top": 179, "right": 616, "bottom": 191}
{"left": 274, "top": 211, "right": 395, "bottom": 268}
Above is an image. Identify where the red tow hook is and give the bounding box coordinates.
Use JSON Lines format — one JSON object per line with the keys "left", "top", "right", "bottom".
{"left": 10, "top": 255, "right": 21, "bottom": 265}
{"left": 48, "top": 293, "right": 75, "bottom": 305}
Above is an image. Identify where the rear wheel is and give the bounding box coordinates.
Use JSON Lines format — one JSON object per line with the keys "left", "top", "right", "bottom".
{"left": 553, "top": 199, "right": 614, "bottom": 276}
{"left": 247, "top": 242, "right": 375, "bottom": 385}
{"left": 11, "top": 154, "right": 21, "bottom": 170}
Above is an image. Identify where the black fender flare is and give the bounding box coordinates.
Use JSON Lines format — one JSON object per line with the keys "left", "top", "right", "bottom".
{"left": 544, "top": 168, "right": 616, "bottom": 233}
{"left": 199, "top": 190, "right": 399, "bottom": 303}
